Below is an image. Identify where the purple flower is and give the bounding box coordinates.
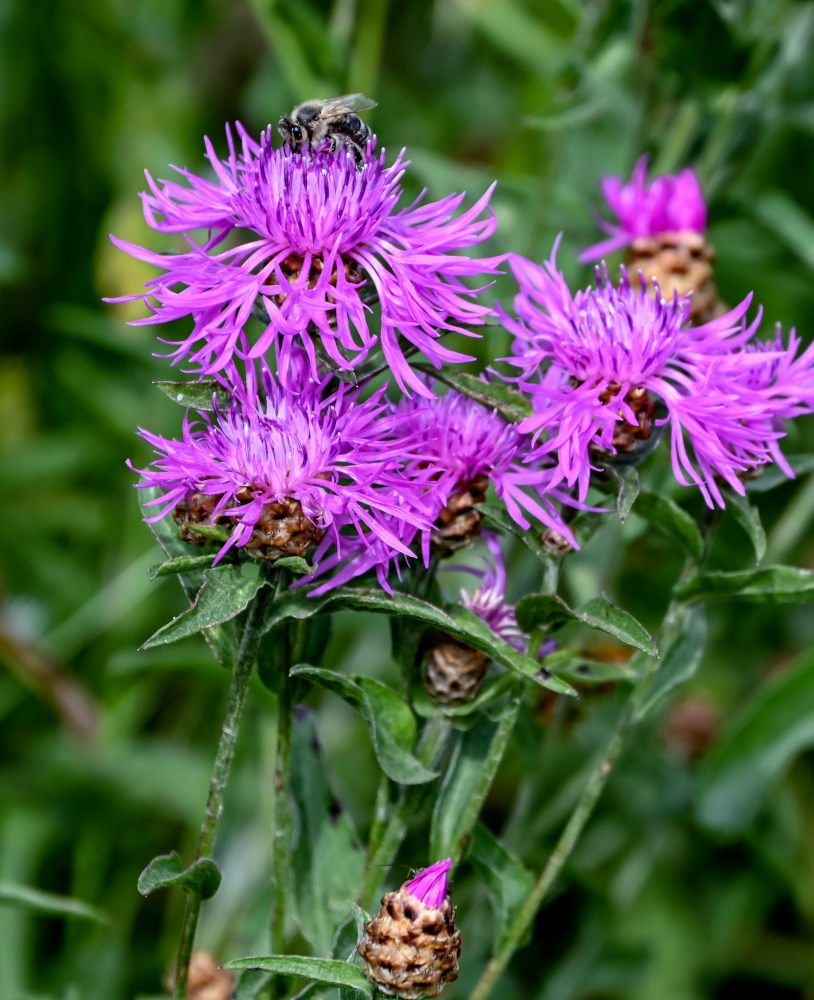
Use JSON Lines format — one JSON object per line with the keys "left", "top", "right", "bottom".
{"left": 129, "top": 361, "right": 434, "bottom": 577}
{"left": 453, "top": 533, "right": 556, "bottom": 656}
{"left": 405, "top": 859, "right": 452, "bottom": 909}
{"left": 309, "top": 381, "right": 579, "bottom": 592}
{"left": 109, "top": 124, "right": 502, "bottom": 396}
{"left": 499, "top": 243, "right": 787, "bottom": 507}
{"left": 580, "top": 156, "right": 707, "bottom": 263}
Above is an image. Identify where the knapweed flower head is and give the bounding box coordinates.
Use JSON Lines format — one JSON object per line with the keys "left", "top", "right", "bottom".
{"left": 110, "top": 123, "right": 502, "bottom": 396}
{"left": 129, "top": 360, "right": 434, "bottom": 577}
{"left": 499, "top": 242, "right": 789, "bottom": 507}
{"left": 580, "top": 155, "right": 707, "bottom": 263}
{"left": 310, "top": 381, "right": 579, "bottom": 592}
{"left": 359, "top": 858, "right": 461, "bottom": 998}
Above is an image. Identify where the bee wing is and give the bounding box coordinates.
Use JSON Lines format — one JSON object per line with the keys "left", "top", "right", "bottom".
{"left": 318, "top": 93, "right": 378, "bottom": 119}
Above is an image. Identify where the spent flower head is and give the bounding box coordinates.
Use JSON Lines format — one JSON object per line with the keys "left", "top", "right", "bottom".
{"left": 110, "top": 124, "right": 502, "bottom": 396}
{"left": 581, "top": 155, "right": 707, "bottom": 263}
{"left": 130, "top": 359, "right": 433, "bottom": 578}
{"left": 499, "top": 242, "right": 789, "bottom": 507}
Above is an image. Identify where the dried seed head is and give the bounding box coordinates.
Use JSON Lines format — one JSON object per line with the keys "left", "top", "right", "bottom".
{"left": 174, "top": 491, "right": 326, "bottom": 559}
{"left": 424, "top": 637, "right": 491, "bottom": 705}
{"left": 359, "top": 859, "right": 461, "bottom": 998}
{"left": 430, "top": 474, "right": 489, "bottom": 553}
{"left": 627, "top": 231, "right": 723, "bottom": 325}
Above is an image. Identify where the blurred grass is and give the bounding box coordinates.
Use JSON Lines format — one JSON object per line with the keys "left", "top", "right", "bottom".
{"left": 1, "top": 0, "right": 814, "bottom": 997}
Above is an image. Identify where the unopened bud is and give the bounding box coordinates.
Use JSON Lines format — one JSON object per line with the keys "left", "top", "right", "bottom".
{"left": 359, "top": 859, "right": 461, "bottom": 998}
{"left": 164, "top": 951, "right": 234, "bottom": 1000}
{"left": 424, "top": 637, "right": 491, "bottom": 705}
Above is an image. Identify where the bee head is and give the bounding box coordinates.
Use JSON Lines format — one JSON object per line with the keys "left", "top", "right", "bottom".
{"left": 277, "top": 115, "right": 305, "bottom": 150}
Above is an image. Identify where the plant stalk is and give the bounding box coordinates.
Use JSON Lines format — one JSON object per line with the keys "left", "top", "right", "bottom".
{"left": 173, "top": 577, "right": 275, "bottom": 1000}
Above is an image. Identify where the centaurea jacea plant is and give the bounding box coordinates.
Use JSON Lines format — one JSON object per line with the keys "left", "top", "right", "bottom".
{"left": 110, "top": 124, "right": 502, "bottom": 395}
{"left": 499, "top": 243, "right": 788, "bottom": 507}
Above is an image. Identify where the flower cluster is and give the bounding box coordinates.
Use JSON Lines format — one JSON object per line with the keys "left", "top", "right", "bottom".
{"left": 498, "top": 241, "right": 814, "bottom": 507}
{"left": 111, "top": 124, "right": 501, "bottom": 396}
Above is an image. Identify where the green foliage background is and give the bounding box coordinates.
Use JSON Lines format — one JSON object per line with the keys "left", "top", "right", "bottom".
{"left": 1, "top": 1, "right": 814, "bottom": 997}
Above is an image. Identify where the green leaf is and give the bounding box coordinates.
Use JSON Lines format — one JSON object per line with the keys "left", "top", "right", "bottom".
{"left": 750, "top": 189, "right": 814, "bottom": 271}
{"left": 745, "top": 454, "right": 814, "bottom": 492}
{"left": 291, "top": 667, "right": 437, "bottom": 784}
{"left": 635, "top": 607, "right": 707, "bottom": 720}
{"left": 606, "top": 465, "right": 639, "bottom": 523}
{"left": 634, "top": 492, "right": 704, "bottom": 561}
{"left": 154, "top": 379, "right": 232, "bottom": 412}
{"left": 267, "top": 587, "right": 576, "bottom": 696}
{"left": 542, "top": 649, "right": 639, "bottom": 685}
{"left": 290, "top": 711, "right": 365, "bottom": 952}
{"left": 139, "top": 486, "right": 237, "bottom": 667}
{"left": 516, "top": 593, "right": 657, "bottom": 656}
{"left": 580, "top": 596, "right": 658, "bottom": 656}
{"left": 696, "top": 650, "right": 814, "bottom": 832}
{"left": 0, "top": 883, "right": 109, "bottom": 924}
{"left": 676, "top": 565, "right": 814, "bottom": 604}
{"left": 724, "top": 489, "right": 767, "bottom": 563}
{"left": 416, "top": 365, "right": 533, "bottom": 424}
{"left": 137, "top": 851, "right": 221, "bottom": 900}
{"left": 141, "top": 566, "right": 266, "bottom": 649}
{"left": 467, "top": 824, "right": 534, "bottom": 950}
{"left": 413, "top": 673, "right": 517, "bottom": 718}
{"left": 148, "top": 553, "right": 224, "bottom": 580}
{"left": 225, "top": 956, "right": 374, "bottom": 995}
{"left": 430, "top": 695, "right": 521, "bottom": 862}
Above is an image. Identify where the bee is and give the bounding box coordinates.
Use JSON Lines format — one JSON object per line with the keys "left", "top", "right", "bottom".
{"left": 277, "top": 93, "right": 378, "bottom": 168}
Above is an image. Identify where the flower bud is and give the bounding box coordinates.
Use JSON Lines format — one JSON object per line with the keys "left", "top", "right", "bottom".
{"left": 359, "top": 858, "right": 461, "bottom": 998}
{"left": 424, "top": 636, "right": 491, "bottom": 705}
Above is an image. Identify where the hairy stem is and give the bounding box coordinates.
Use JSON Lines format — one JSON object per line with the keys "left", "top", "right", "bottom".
{"left": 173, "top": 576, "right": 275, "bottom": 1000}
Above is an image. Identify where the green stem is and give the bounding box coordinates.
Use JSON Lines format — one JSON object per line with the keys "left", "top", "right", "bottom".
{"left": 361, "top": 711, "right": 452, "bottom": 905}
{"left": 173, "top": 577, "right": 276, "bottom": 1000}
{"left": 469, "top": 543, "right": 712, "bottom": 1000}
{"left": 270, "top": 639, "right": 294, "bottom": 957}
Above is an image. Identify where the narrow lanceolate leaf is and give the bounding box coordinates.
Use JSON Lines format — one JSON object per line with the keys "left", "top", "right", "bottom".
{"left": 416, "top": 364, "right": 533, "bottom": 424}
{"left": 148, "top": 552, "right": 225, "bottom": 580}
{"left": 224, "top": 956, "right": 374, "bottom": 995}
{"left": 290, "top": 711, "right": 365, "bottom": 952}
{"left": 291, "top": 667, "right": 437, "bottom": 785}
{"left": 139, "top": 486, "right": 236, "bottom": 666}
{"left": 542, "top": 649, "right": 639, "bottom": 685}
{"left": 430, "top": 698, "right": 520, "bottom": 862}
{"left": 267, "top": 587, "right": 576, "bottom": 696}
{"left": 635, "top": 607, "right": 707, "bottom": 720}
{"left": 696, "top": 649, "right": 814, "bottom": 833}
{"left": 676, "top": 565, "right": 814, "bottom": 604}
{"left": 141, "top": 566, "right": 266, "bottom": 648}
{"left": 634, "top": 491, "right": 704, "bottom": 561}
{"left": 137, "top": 851, "right": 221, "bottom": 901}
{"left": 745, "top": 454, "right": 814, "bottom": 492}
{"left": 467, "top": 824, "right": 534, "bottom": 951}
{"left": 154, "top": 379, "right": 232, "bottom": 412}
{"left": 516, "top": 593, "right": 657, "bottom": 656}
{"left": 0, "top": 883, "right": 109, "bottom": 925}
{"left": 723, "top": 489, "right": 767, "bottom": 564}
